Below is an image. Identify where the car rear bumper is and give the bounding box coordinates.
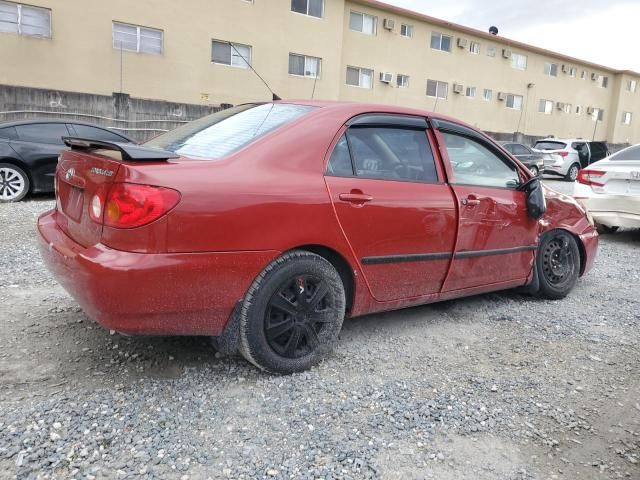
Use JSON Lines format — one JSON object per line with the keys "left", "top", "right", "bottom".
{"left": 576, "top": 193, "right": 640, "bottom": 229}
{"left": 37, "top": 209, "right": 279, "bottom": 336}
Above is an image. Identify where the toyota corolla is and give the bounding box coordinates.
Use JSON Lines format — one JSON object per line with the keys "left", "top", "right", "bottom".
{"left": 37, "top": 101, "right": 598, "bottom": 374}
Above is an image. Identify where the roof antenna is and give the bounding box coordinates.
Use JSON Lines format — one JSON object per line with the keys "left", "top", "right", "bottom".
{"left": 227, "top": 42, "right": 281, "bottom": 101}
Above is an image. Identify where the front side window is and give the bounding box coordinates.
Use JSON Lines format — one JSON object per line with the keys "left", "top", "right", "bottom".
{"left": 349, "top": 11, "right": 377, "bottom": 34}
{"left": 15, "top": 123, "right": 69, "bottom": 145}
{"left": 511, "top": 53, "right": 527, "bottom": 70}
{"left": 426, "top": 79, "right": 448, "bottom": 99}
{"left": 146, "top": 104, "right": 314, "bottom": 160}
{"left": 212, "top": 40, "right": 251, "bottom": 68}
{"left": 400, "top": 24, "right": 413, "bottom": 38}
{"left": 430, "top": 32, "right": 451, "bottom": 52}
{"left": 288, "top": 53, "right": 321, "bottom": 78}
{"left": 346, "top": 66, "right": 373, "bottom": 88}
{"left": 291, "top": 0, "right": 323, "bottom": 18}
{"left": 0, "top": 1, "right": 50, "bottom": 37}
{"left": 112, "top": 22, "right": 163, "bottom": 54}
{"left": 544, "top": 62, "right": 558, "bottom": 77}
{"left": 506, "top": 94, "right": 523, "bottom": 110}
{"left": 538, "top": 99, "right": 553, "bottom": 115}
{"left": 329, "top": 127, "right": 438, "bottom": 182}
{"left": 483, "top": 89, "right": 493, "bottom": 101}
{"left": 442, "top": 132, "right": 520, "bottom": 188}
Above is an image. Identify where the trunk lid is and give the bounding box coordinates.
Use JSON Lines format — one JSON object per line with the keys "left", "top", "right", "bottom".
{"left": 599, "top": 160, "right": 640, "bottom": 195}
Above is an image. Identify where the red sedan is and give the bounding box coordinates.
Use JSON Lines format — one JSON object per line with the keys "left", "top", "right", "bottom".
{"left": 37, "top": 101, "right": 598, "bottom": 374}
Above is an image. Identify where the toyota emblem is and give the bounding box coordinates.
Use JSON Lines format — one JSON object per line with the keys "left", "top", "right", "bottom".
{"left": 65, "top": 168, "right": 75, "bottom": 181}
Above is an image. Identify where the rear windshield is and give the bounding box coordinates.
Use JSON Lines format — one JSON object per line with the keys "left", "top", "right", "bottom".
{"left": 609, "top": 144, "right": 640, "bottom": 161}
{"left": 534, "top": 141, "right": 567, "bottom": 151}
{"left": 146, "top": 103, "right": 314, "bottom": 160}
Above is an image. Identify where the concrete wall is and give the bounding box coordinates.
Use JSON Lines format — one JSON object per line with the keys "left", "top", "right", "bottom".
{"left": 0, "top": 84, "right": 223, "bottom": 142}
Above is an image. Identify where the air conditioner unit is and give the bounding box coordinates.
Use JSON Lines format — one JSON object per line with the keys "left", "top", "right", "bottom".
{"left": 379, "top": 72, "right": 393, "bottom": 83}
{"left": 586, "top": 107, "right": 595, "bottom": 115}
{"left": 453, "top": 83, "right": 464, "bottom": 94}
{"left": 591, "top": 72, "right": 598, "bottom": 81}
{"left": 502, "top": 49, "right": 512, "bottom": 59}
{"left": 383, "top": 18, "right": 395, "bottom": 30}
{"left": 497, "top": 92, "right": 506, "bottom": 101}
{"left": 556, "top": 102, "right": 565, "bottom": 110}
{"left": 457, "top": 38, "right": 467, "bottom": 48}
{"left": 561, "top": 64, "right": 568, "bottom": 73}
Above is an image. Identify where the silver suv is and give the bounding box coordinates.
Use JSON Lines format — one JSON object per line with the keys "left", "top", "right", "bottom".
{"left": 533, "top": 138, "right": 609, "bottom": 181}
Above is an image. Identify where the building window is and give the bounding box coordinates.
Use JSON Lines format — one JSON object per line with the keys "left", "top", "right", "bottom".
{"left": 597, "top": 75, "right": 609, "bottom": 88}
{"left": 538, "top": 99, "right": 553, "bottom": 115}
{"left": 112, "top": 22, "right": 163, "bottom": 54}
{"left": 396, "top": 74, "right": 409, "bottom": 88}
{"left": 581, "top": 70, "right": 587, "bottom": 80}
{"left": 0, "top": 1, "right": 50, "bottom": 37}
{"left": 426, "top": 79, "right": 448, "bottom": 99}
{"left": 591, "top": 108, "right": 604, "bottom": 121}
{"left": 349, "top": 11, "right": 376, "bottom": 34}
{"left": 212, "top": 40, "right": 251, "bottom": 68}
{"left": 622, "top": 112, "right": 632, "bottom": 125}
{"left": 291, "top": 0, "right": 323, "bottom": 18}
{"left": 576, "top": 105, "right": 582, "bottom": 115}
{"left": 469, "top": 41, "right": 480, "bottom": 55}
{"left": 486, "top": 46, "right": 496, "bottom": 57}
{"left": 511, "top": 53, "right": 527, "bottom": 70}
{"left": 346, "top": 66, "right": 373, "bottom": 88}
{"left": 627, "top": 80, "right": 637, "bottom": 93}
{"left": 430, "top": 32, "right": 452, "bottom": 52}
{"left": 569, "top": 67, "right": 576, "bottom": 77}
{"left": 544, "top": 62, "right": 558, "bottom": 77}
{"left": 483, "top": 89, "right": 492, "bottom": 101}
{"left": 465, "top": 86, "right": 476, "bottom": 98}
{"left": 506, "top": 94, "right": 523, "bottom": 110}
{"left": 288, "top": 53, "right": 321, "bottom": 78}
{"left": 400, "top": 24, "right": 413, "bottom": 38}
{"left": 561, "top": 103, "right": 572, "bottom": 114}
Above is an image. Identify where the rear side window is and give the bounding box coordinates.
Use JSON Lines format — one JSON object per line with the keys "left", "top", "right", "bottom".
{"left": 0, "top": 126, "right": 17, "bottom": 140}
{"left": 512, "top": 144, "right": 530, "bottom": 155}
{"left": 70, "top": 124, "right": 129, "bottom": 143}
{"left": 502, "top": 144, "right": 515, "bottom": 154}
{"left": 534, "top": 141, "right": 566, "bottom": 151}
{"left": 327, "top": 127, "right": 438, "bottom": 182}
{"left": 146, "top": 103, "right": 314, "bottom": 160}
{"left": 609, "top": 144, "right": 640, "bottom": 161}
{"left": 15, "top": 123, "right": 69, "bottom": 145}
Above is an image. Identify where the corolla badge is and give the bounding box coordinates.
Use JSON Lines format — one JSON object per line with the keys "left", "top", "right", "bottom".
{"left": 90, "top": 167, "right": 114, "bottom": 177}
{"left": 65, "top": 168, "right": 75, "bottom": 181}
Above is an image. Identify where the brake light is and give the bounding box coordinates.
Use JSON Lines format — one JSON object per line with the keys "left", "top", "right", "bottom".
{"left": 577, "top": 169, "right": 605, "bottom": 187}
{"left": 103, "top": 183, "right": 180, "bottom": 229}
{"left": 557, "top": 151, "right": 569, "bottom": 157}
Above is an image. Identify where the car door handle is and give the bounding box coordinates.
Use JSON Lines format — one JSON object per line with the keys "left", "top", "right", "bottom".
{"left": 461, "top": 194, "right": 481, "bottom": 206}
{"left": 339, "top": 192, "right": 373, "bottom": 204}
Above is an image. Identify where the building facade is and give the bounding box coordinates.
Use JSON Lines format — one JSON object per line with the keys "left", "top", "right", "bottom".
{"left": 1, "top": 0, "right": 639, "bottom": 145}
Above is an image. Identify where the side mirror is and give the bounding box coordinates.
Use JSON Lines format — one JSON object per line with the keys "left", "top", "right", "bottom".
{"left": 519, "top": 177, "right": 546, "bottom": 219}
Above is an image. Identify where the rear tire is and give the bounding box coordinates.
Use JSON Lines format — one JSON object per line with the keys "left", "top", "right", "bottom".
{"left": 564, "top": 163, "right": 579, "bottom": 182}
{"left": 238, "top": 250, "right": 346, "bottom": 374}
{"left": 0, "top": 163, "right": 30, "bottom": 202}
{"left": 535, "top": 230, "right": 581, "bottom": 300}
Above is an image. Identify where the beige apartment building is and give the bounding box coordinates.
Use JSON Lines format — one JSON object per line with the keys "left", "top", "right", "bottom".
{"left": 1, "top": 0, "right": 639, "bottom": 145}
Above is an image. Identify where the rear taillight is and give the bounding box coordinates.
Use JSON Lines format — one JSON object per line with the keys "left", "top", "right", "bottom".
{"left": 577, "top": 169, "right": 605, "bottom": 187}
{"left": 557, "top": 151, "right": 569, "bottom": 157}
{"left": 102, "top": 183, "right": 180, "bottom": 229}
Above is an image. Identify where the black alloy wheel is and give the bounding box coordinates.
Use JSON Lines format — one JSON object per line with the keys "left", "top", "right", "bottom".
{"left": 536, "top": 230, "right": 580, "bottom": 299}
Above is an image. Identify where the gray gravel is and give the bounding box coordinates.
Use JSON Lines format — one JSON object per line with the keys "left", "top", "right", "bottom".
{"left": 1, "top": 184, "right": 639, "bottom": 480}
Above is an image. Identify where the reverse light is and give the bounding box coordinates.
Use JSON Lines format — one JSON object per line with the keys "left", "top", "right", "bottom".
{"left": 104, "top": 183, "right": 180, "bottom": 229}
{"left": 577, "top": 169, "right": 605, "bottom": 187}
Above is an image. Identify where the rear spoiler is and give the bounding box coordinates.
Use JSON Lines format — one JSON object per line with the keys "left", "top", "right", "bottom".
{"left": 62, "top": 137, "right": 180, "bottom": 161}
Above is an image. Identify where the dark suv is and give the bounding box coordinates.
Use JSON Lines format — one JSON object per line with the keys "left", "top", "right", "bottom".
{"left": 0, "top": 120, "right": 134, "bottom": 202}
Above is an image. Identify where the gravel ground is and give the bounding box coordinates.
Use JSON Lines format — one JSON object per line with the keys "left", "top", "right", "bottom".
{"left": 1, "top": 183, "right": 639, "bottom": 480}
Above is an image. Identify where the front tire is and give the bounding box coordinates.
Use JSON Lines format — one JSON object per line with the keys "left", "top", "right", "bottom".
{"left": 238, "top": 250, "right": 346, "bottom": 374}
{"left": 564, "top": 163, "right": 579, "bottom": 182}
{"left": 536, "top": 230, "right": 581, "bottom": 299}
{"left": 0, "top": 163, "right": 30, "bottom": 202}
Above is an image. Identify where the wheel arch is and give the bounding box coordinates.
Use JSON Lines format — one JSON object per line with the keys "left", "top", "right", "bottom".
{"left": 289, "top": 244, "right": 355, "bottom": 314}
{"left": 540, "top": 227, "right": 587, "bottom": 276}
{"left": 0, "top": 157, "right": 32, "bottom": 188}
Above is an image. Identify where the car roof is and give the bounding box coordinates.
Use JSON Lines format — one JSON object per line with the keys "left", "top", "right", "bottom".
{"left": 0, "top": 118, "right": 134, "bottom": 142}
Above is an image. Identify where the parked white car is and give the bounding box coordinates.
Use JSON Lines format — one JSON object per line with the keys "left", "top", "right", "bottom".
{"left": 574, "top": 144, "right": 640, "bottom": 232}
{"left": 534, "top": 139, "right": 609, "bottom": 182}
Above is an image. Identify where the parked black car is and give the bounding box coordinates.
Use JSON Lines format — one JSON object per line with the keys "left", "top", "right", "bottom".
{"left": 499, "top": 142, "right": 545, "bottom": 176}
{"left": 0, "top": 119, "right": 135, "bottom": 202}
